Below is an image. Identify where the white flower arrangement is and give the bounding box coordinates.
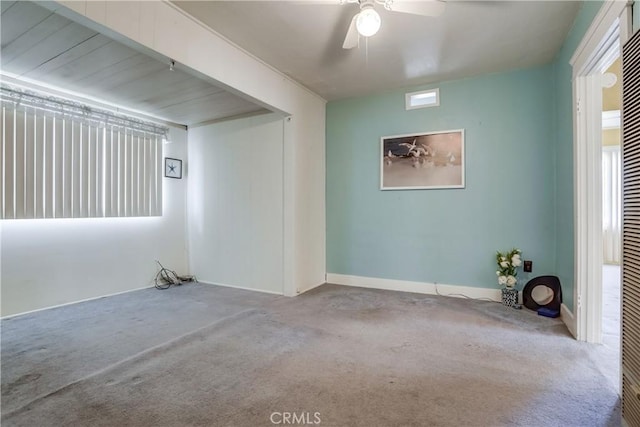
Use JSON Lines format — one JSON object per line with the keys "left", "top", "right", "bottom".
{"left": 495, "top": 248, "right": 522, "bottom": 288}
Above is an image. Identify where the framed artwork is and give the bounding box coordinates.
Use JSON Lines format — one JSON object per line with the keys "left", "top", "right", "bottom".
{"left": 380, "top": 129, "right": 465, "bottom": 190}
{"left": 164, "top": 157, "right": 182, "bottom": 179}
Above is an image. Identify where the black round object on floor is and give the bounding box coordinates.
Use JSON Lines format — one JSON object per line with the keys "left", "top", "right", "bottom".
{"left": 522, "top": 275, "right": 562, "bottom": 312}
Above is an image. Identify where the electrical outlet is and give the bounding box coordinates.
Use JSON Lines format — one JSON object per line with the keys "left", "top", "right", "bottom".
{"left": 524, "top": 260, "right": 532, "bottom": 273}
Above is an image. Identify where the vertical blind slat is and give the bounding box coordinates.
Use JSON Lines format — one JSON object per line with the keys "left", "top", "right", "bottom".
{"left": 125, "top": 132, "right": 132, "bottom": 217}
{"left": 156, "top": 135, "right": 162, "bottom": 215}
{"left": 118, "top": 131, "right": 126, "bottom": 217}
{"left": 44, "top": 114, "right": 54, "bottom": 218}
{"left": 34, "top": 111, "right": 45, "bottom": 218}
{"left": 112, "top": 129, "right": 120, "bottom": 217}
{"left": 24, "top": 110, "right": 35, "bottom": 218}
{"left": 80, "top": 123, "right": 89, "bottom": 218}
{"left": 15, "top": 110, "right": 26, "bottom": 219}
{"left": 104, "top": 128, "right": 113, "bottom": 217}
{"left": 2, "top": 107, "right": 15, "bottom": 219}
{"left": 71, "top": 121, "right": 81, "bottom": 217}
{"left": 95, "top": 127, "right": 103, "bottom": 217}
{"left": 144, "top": 136, "right": 151, "bottom": 216}
{"left": 603, "top": 147, "right": 622, "bottom": 264}
{"left": 86, "top": 125, "right": 92, "bottom": 218}
{"left": 88, "top": 126, "right": 97, "bottom": 217}
{"left": 138, "top": 135, "right": 144, "bottom": 216}
{"left": 54, "top": 117, "right": 64, "bottom": 218}
{"left": 131, "top": 135, "right": 139, "bottom": 217}
{"left": 63, "top": 119, "right": 72, "bottom": 217}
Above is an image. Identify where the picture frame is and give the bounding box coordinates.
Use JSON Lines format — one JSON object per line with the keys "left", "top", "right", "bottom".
{"left": 380, "top": 129, "right": 465, "bottom": 190}
{"left": 164, "top": 157, "right": 182, "bottom": 179}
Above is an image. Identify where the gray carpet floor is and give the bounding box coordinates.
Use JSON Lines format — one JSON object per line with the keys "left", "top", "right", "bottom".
{"left": 1, "top": 283, "right": 620, "bottom": 426}
{"left": 601, "top": 264, "right": 621, "bottom": 393}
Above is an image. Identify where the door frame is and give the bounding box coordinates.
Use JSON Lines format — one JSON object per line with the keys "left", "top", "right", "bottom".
{"left": 570, "top": 1, "right": 632, "bottom": 343}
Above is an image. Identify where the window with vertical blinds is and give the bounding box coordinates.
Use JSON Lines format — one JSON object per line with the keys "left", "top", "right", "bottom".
{"left": 0, "top": 85, "right": 166, "bottom": 220}
{"left": 603, "top": 146, "right": 622, "bottom": 264}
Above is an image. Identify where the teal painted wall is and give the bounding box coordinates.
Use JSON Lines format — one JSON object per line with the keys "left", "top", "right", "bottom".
{"left": 326, "top": 2, "right": 605, "bottom": 311}
{"left": 550, "top": 1, "right": 603, "bottom": 312}
{"left": 326, "top": 66, "right": 555, "bottom": 290}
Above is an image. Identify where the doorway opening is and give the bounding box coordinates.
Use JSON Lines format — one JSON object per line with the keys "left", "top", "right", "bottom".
{"left": 600, "top": 53, "right": 621, "bottom": 393}
{"left": 571, "top": 0, "right": 631, "bottom": 396}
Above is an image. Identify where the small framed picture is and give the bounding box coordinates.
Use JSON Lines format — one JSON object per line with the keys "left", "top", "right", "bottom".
{"left": 164, "top": 157, "right": 182, "bottom": 179}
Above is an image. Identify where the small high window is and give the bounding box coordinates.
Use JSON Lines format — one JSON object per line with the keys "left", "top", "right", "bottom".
{"left": 405, "top": 88, "right": 439, "bottom": 110}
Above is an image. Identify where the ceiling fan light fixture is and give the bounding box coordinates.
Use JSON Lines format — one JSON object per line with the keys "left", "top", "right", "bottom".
{"left": 356, "top": 7, "right": 381, "bottom": 37}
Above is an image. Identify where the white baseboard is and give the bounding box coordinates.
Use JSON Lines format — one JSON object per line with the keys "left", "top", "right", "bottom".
{"left": 1, "top": 285, "right": 154, "bottom": 320}
{"left": 561, "top": 303, "right": 577, "bottom": 338}
{"left": 198, "top": 280, "right": 284, "bottom": 296}
{"left": 326, "top": 273, "right": 502, "bottom": 302}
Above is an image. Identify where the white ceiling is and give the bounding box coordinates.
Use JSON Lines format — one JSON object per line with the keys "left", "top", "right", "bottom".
{"left": 0, "top": 1, "right": 266, "bottom": 126}
{"left": 173, "top": 0, "right": 582, "bottom": 101}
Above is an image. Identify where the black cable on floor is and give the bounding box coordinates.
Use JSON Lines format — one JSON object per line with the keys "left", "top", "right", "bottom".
{"left": 154, "top": 260, "right": 197, "bottom": 290}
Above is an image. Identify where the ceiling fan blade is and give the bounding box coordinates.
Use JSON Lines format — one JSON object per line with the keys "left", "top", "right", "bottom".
{"left": 388, "top": 0, "right": 446, "bottom": 17}
{"left": 342, "top": 13, "right": 359, "bottom": 49}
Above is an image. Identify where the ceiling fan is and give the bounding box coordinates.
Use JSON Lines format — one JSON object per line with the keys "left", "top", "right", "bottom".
{"left": 341, "top": 0, "right": 446, "bottom": 49}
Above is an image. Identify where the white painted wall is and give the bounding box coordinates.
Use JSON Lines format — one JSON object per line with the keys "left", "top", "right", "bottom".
{"left": 188, "top": 114, "right": 284, "bottom": 294}
{"left": 49, "top": 0, "right": 327, "bottom": 297}
{"left": 286, "top": 102, "right": 326, "bottom": 295}
{"left": 0, "top": 127, "right": 188, "bottom": 317}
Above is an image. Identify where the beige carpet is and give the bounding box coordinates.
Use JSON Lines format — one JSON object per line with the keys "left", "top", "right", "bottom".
{"left": 1, "top": 283, "right": 620, "bottom": 426}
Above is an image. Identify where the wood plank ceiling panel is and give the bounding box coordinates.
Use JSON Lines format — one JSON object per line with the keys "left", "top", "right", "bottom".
{"left": 72, "top": 51, "right": 149, "bottom": 86}
{"left": 0, "top": 1, "right": 265, "bottom": 125}
{"left": 131, "top": 75, "right": 221, "bottom": 106}
{"left": 143, "top": 84, "right": 224, "bottom": 111}
{"left": 23, "top": 34, "right": 113, "bottom": 79}
{"left": 83, "top": 56, "right": 167, "bottom": 92}
{"left": 1, "top": 13, "right": 70, "bottom": 64}
{"left": 1, "top": 1, "right": 52, "bottom": 46}
{"left": 5, "top": 24, "right": 98, "bottom": 75}
{"left": 109, "top": 68, "right": 191, "bottom": 103}
{"left": 158, "top": 92, "right": 262, "bottom": 123}
{"left": 0, "top": 1, "right": 18, "bottom": 14}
